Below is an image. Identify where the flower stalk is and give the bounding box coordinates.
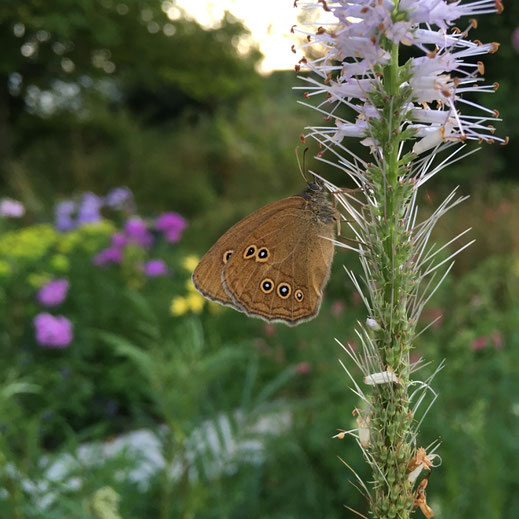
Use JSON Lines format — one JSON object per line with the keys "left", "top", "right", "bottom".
{"left": 294, "top": 1, "right": 504, "bottom": 517}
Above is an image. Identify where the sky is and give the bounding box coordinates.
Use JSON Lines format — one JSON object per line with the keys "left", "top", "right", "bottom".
{"left": 172, "top": 0, "right": 301, "bottom": 73}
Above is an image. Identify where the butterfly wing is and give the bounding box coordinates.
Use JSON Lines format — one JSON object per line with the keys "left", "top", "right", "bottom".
{"left": 222, "top": 195, "right": 336, "bottom": 325}
{"left": 192, "top": 197, "right": 303, "bottom": 307}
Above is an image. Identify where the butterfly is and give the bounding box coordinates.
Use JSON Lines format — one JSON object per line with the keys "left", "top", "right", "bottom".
{"left": 192, "top": 180, "right": 338, "bottom": 326}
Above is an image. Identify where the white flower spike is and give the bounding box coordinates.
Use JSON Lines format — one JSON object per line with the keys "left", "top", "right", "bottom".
{"left": 294, "top": 1, "right": 503, "bottom": 517}
{"left": 296, "top": 0, "right": 506, "bottom": 156}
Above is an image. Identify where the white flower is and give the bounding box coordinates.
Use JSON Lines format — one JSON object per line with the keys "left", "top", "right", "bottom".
{"left": 0, "top": 198, "right": 25, "bottom": 218}
{"left": 401, "top": 0, "right": 503, "bottom": 29}
{"left": 296, "top": 0, "right": 505, "bottom": 153}
{"left": 366, "top": 318, "right": 381, "bottom": 331}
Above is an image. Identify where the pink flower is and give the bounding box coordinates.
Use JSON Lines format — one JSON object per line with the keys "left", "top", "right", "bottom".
{"left": 295, "top": 361, "right": 312, "bottom": 375}
{"left": 471, "top": 332, "right": 503, "bottom": 352}
{"left": 410, "top": 352, "right": 422, "bottom": 365}
{"left": 471, "top": 336, "right": 488, "bottom": 351}
{"left": 37, "top": 279, "right": 69, "bottom": 307}
{"left": 143, "top": 259, "right": 168, "bottom": 277}
{"left": 34, "top": 313, "right": 73, "bottom": 348}
{"left": 512, "top": 27, "right": 519, "bottom": 53}
{"left": 263, "top": 323, "right": 276, "bottom": 337}
{"left": 422, "top": 307, "right": 444, "bottom": 328}
{"left": 491, "top": 331, "right": 503, "bottom": 350}
{"left": 331, "top": 299, "right": 345, "bottom": 316}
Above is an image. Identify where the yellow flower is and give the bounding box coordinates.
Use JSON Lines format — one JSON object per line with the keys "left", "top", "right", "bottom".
{"left": 187, "top": 292, "right": 205, "bottom": 314}
{"left": 79, "top": 220, "right": 116, "bottom": 236}
{"left": 0, "top": 224, "right": 57, "bottom": 260}
{"left": 27, "top": 272, "right": 52, "bottom": 288}
{"left": 170, "top": 296, "right": 189, "bottom": 316}
{"left": 57, "top": 231, "right": 81, "bottom": 253}
{"left": 185, "top": 278, "right": 198, "bottom": 293}
{"left": 79, "top": 221, "right": 116, "bottom": 252}
{"left": 56, "top": 221, "right": 115, "bottom": 254}
{"left": 0, "top": 260, "right": 11, "bottom": 277}
{"left": 182, "top": 255, "right": 199, "bottom": 272}
{"left": 50, "top": 254, "right": 70, "bottom": 272}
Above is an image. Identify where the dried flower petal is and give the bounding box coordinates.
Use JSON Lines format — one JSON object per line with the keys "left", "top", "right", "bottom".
{"left": 408, "top": 447, "right": 439, "bottom": 483}
{"left": 413, "top": 478, "right": 434, "bottom": 518}
{"left": 363, "top": 369, "right": 402, "bottom": 386}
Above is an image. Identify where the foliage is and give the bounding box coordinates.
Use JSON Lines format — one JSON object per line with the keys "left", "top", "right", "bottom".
{"left": 0, "top": 0, "right": 262, "bottom": 192}
{"left": 0, "top": 186, "right": 518, "bottom": 517}
{"left": 419, "top": 255, "right": 519, "bottom": 519}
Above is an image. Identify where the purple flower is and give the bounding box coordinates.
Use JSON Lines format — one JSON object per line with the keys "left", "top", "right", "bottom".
{"left": 37, "top": 279, "right": 69, "bottom": 307}
{"left": 155, "top": 212, "right": 187, "bottom": 243}
{"left": 105, "top": 186, "right": 134, "bottom": 210}
{"left": 77, "top": 193, "right": 103, "bottom": 225}
{"left": 143, "top": 259, "right": 168, "bottom": 277}
{"left": 125, "top": 217, "right": 147, "bottom": 236}
{"left": 34, "top": 313, "right": 73, "bottom": 348}
{"left": 111, "top": 232, "right": 127, "bottom": 248}
{"left": 93, "top": 247, "right": 123, "bottom": 266}
{"left": 0, "top": 198, "right": 25, "bottom": 218}
{"left": 155, "top": 212, "right": 187, "bottom": 232}
{"left": 54, "top": 200, "right": 76, "bottom": 231}
{"left": 124, "top": 217, "right": 154, "bottom": 248}
{"left": 164, "top": 227, "right": 184, "bottom": 243}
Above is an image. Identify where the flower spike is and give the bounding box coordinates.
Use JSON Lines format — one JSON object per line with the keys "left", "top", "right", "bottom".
{"left": 295, "top": 1, "right": 503, "bottom": 517}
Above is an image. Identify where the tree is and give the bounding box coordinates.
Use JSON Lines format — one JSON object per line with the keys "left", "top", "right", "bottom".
{"left": 0, "top": 0, "right": 262, "bottom": 178}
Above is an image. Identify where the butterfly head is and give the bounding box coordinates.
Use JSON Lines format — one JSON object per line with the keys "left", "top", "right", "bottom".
{"left": 302, "top": 176, "right": 326, "bottom": 200}
{"left": 307, "top": 177, "right": 325, "bottom": 192}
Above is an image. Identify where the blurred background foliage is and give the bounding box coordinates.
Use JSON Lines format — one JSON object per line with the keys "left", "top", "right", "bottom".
{"left": 0, "top": 1, "right": 518, "bottom": 518}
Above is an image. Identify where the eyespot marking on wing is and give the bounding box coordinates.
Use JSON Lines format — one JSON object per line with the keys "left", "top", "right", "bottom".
{"left": 222, "top": 250, "right": 234, "bottom": 264}
{"left": 277, "top": 283, "right": 291, "bottom": 299}
{"left": 243, "top": 245, "right": 257, "bottom": 259}
{"left": 256, "top": 247, "right": 270, "bottom": 262}
{"left": 261, "top": 278, "right": 274, "bottom": 294}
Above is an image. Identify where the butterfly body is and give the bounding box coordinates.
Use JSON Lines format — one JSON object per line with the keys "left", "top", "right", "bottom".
{"left": 192, "top": 183, "right": 337, "bottom": 326}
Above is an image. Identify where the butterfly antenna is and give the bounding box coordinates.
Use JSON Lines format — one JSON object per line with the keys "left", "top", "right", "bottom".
{"left": 295, "top": 146, "right": 310, "bottom": 183}
{"left": 303, "top": 147, "right": 311, "bottom": 182}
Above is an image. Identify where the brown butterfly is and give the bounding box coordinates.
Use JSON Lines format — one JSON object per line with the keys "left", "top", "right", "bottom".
{"left": 192, "top": 181, "right": 338, "bottom": 326}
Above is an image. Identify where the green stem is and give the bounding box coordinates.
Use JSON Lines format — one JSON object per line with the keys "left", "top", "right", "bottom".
{"left": 387, "top": 42, "right": 400, "bottom": 185}
{"left": 383, "top": 41, "right": 401, "bottom": 309}
{"left": 369, "top": 29, "right": 416, "bottom": 519}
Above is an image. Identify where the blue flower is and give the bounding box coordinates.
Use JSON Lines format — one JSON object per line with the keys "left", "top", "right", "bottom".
{"left": 77, "top": 193, "right": 103, "bottom": 225}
